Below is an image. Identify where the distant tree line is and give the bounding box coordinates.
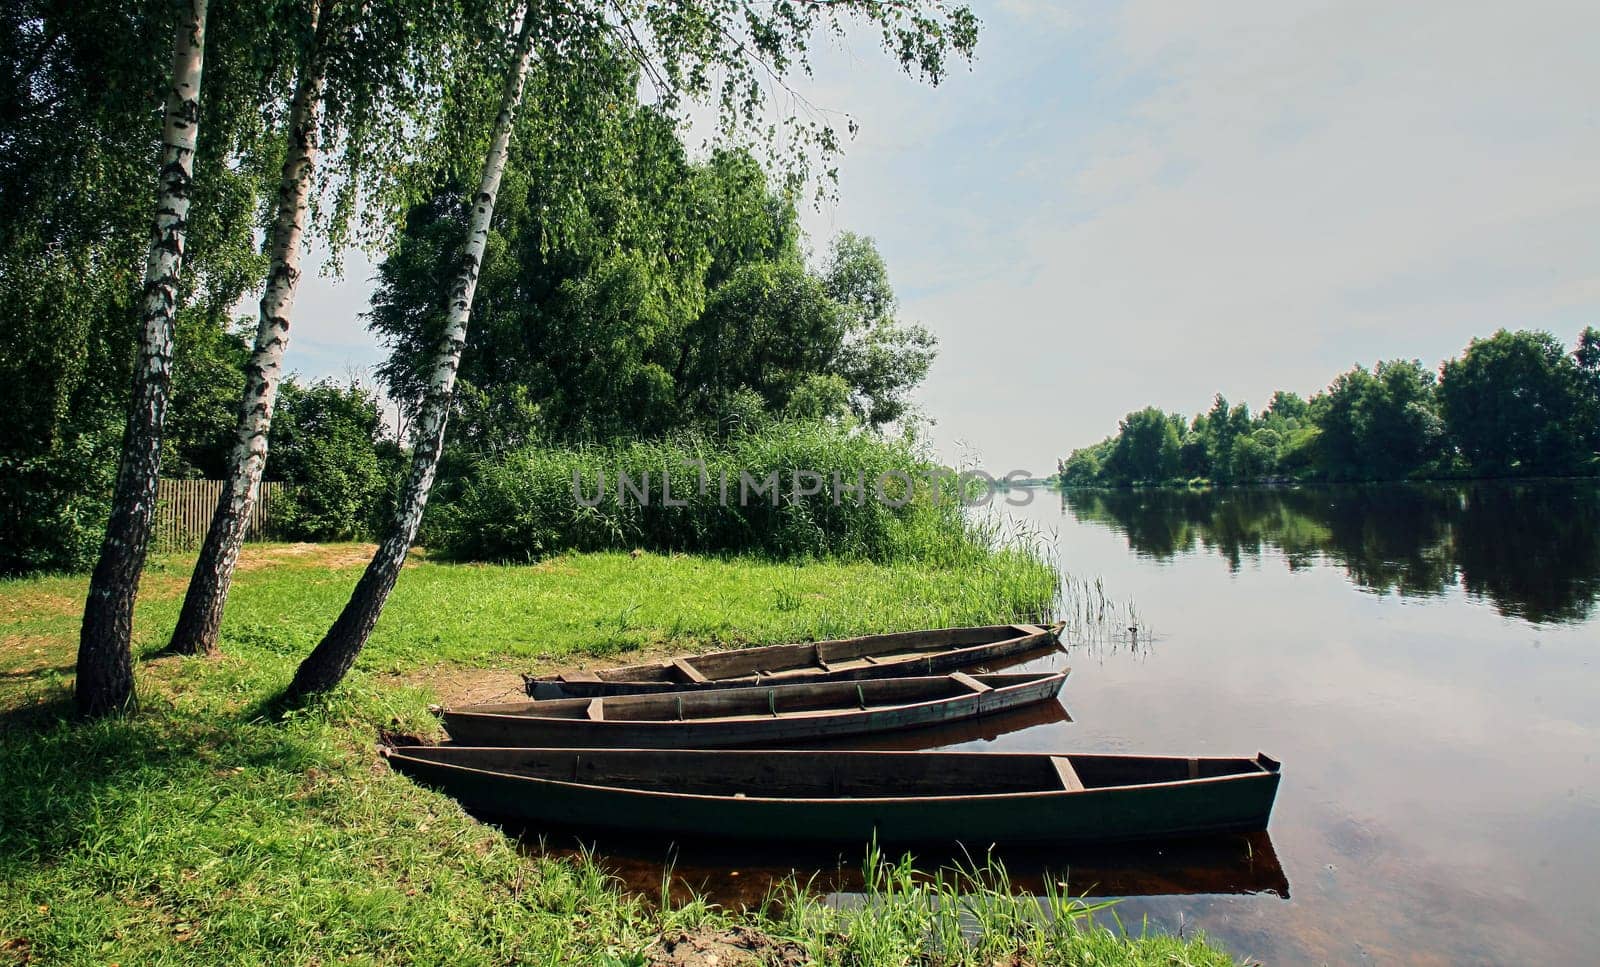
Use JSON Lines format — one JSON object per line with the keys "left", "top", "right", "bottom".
{"left": 1056, "top": 328, "right": 1600, "bottom": 487}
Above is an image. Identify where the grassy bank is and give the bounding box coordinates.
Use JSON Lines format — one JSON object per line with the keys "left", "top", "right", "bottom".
{"left": 1, "top": 544, "right": 1234, "bottom": 965}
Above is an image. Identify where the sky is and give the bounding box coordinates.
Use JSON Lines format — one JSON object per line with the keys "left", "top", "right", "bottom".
{"left": 292, "top": 0, "right": 1600, "bottom": 474}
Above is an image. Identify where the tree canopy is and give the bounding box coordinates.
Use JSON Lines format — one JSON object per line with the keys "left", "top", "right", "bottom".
{"left": 0, "top": 0, "right": 524, "bottom": 574}
{"left": 368, "top": 52, "right": 936, "bottom": 457}
{"left": 1439, "top": 329, "right": 1590, "bottom": 476}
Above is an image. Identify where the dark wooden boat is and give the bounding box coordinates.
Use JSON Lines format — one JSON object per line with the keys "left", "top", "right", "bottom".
{"left": 382, "top": 746, "right": 1281, "bottom": 845}
{"left": 523, "top": 623, "right": 1062, "bottom": 698}
{"left": 442, "top": 671, "right": 1068, "bottom": 748}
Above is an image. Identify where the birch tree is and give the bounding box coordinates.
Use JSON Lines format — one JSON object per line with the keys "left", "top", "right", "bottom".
{"left": 76, "top": 0, "right": 209, "bottom": 717}
{"left": 282, "top": 0, "right": 979, "bottom": 701}
{"left": 166, "top": 0, "right": 338, "bottom": 656}
{"left": 2, "top": 0, "right": 316, "bottom": 579}
{"left": 166, "top": 0, "right": 518, "bottom": 655}
{"left": 285, "top": 9, "right": 541, "bottom": 700}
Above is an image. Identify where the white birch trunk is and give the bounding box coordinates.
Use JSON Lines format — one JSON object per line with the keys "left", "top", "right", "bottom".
{"left": 168, "top": 0, "right": 338, "bottom": 656}
{"left": 285, "top": 9, "right": 540, "bottom": 700}
{"left": 77, "top": 0, "right": 208, "bottom": 716}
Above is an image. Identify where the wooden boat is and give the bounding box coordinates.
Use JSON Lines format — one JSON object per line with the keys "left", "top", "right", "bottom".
{"left": 441, "top": 671, "right": 1068, "bottom": 748}
{"left": 382, "top": 746, "right": 1282, "bottom": 845}
{"left": 523, "top": 623, "right": 1062, "bottom": 698}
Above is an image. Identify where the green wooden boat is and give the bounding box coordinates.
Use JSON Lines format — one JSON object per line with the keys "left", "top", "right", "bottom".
{"left": 441, "top": 671, "right": 1068, "bottom": 748}
{"left": 523, "top": 623, "right": 1062, "bottom": 698}
{"left": 382, "top": 746, "right": 1281, "bottom": 845}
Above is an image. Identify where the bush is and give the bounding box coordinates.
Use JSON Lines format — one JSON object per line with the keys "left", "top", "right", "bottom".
{"left": 0, "top": 430, "right": 118, "bottom": 574}
{"left": 268, "top": 381, "right": 398, "bottom": 541}
{"left": 0, "top": 240, "right": 130, "bottom": 575}
{"left": 424, "top": 422, "right": 1003, "bottom": 566}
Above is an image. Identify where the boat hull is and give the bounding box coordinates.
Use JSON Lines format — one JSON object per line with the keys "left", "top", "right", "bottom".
{"left": 384, "top": 747, "right": 1281, "bottom": 845}
{"left": 442, "top": 672, "right": 1068, "bottom": 748}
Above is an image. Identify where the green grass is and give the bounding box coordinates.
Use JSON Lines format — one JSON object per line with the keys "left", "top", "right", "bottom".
{"left": 0, "top": 543, "right": 1236, "bottom": 965}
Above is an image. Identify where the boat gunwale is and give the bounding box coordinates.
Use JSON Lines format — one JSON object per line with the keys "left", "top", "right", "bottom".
{"left": 383, "top": 747, "right": 1280, "bottom": 808}
{"left": 447, "top": 671, "right": 1068, "bottom": 729}
{"left": 523, "top": 623, "right": 1063, "bottom": 689}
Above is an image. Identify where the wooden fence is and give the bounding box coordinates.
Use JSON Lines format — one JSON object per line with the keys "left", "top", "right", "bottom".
{"left": 154, "top": 479, "right": 289, "bottom": 550}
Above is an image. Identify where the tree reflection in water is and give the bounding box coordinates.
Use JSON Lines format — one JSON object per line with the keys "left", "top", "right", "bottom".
{"left": 1062, "top": 480, "right": 1600, "bottom": 624}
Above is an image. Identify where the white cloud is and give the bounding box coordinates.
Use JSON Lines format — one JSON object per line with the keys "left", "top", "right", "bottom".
{"left": 992, "top": 0, "right": 1077, "bottom": 30}
{"left": 798, "top": 1, "right": 1600, "bottom": 471}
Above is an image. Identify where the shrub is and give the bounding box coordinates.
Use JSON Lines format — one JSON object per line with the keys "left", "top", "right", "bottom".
{"left": 0, "top": 430, "right": 118, "bottom": 574}
{"left": 424, "top": 422, "right": 1004, "bottom": 566}
{"left": 269, "top": 381, "right": 396, "bottom": 541}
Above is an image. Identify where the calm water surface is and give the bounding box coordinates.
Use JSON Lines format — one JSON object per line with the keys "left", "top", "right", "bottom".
{"left": 546, "top": 481, "right": 1600, "bottom": 964}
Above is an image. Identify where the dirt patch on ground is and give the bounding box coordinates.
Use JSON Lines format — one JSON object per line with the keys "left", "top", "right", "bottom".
{"left": 233, "top": 542, "right": 384, "bottom": 572}
{"left": 1, "top": 935, "right": 32, "bottom": 964}
{"left": 645, "top": 926, "right": 807, "bottom": 967}
{"left": 0, "top": 633, "right": 62, "bottom": 660}
{"left": 399, "top": 664, "right": 531, "bottom": 707}
{"left": 131, "top": 572, "right": 195, "bottom": 601}
{"left": 0, "top": 590, "right": 82, "bottom": 622}
{"left": 393, "top": 640, "right": 691, "bottom": 707}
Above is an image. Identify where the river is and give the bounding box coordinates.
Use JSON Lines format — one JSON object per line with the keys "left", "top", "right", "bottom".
{"left": 544, "top": 480, "right": 1600, "bottom": 964}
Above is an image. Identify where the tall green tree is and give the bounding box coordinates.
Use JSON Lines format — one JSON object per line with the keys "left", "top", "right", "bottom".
{"left": 0, "top": 244, "right": 131, "bottom": 574}
{"left": 681, "top": 260, "right": 846, "bottom": 425}
{"left": 1102, "top": 407, "right": 1180, "bottom": 484}
{"left": 1314, "top": 359, "right": 1443, "bottom": 480}
{"left": 1265, "top": 390, "right": 1309, "bottom": 423}
{"left": 1200, "top": 395, "right": 1252, "bottom": 482}
{"left": 1574, "top": 325, "right": 1600, "bottom": 459}
{"left": 1439, "top": 329, "right": 1586, "bottom": 475}
{"left": 823, "top": 232, "right": 937, "bottom": 428}
{"left": 77, "top": 0, "right": 210, "bottom": 717}
{"left": 1177, "top": 415, "right": 1210, "bottom": 479}
{"left": 370, "top": 140, "right": 929, "bottom": 451}
{"left": 0, "top": 0, "right": 287, "bottom": 575}
{"left": 267, "top": 380, "right": 397, "bottom": 540}
{"left": 1365, "top": 359, "right": 1445, "bottom": 476}
{"left": 371, "top": 136, "right": 788, "bottom": 449}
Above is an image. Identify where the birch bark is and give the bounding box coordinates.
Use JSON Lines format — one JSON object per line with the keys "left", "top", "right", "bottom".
{"left": 77, "top": 0, "right": 209, "bottom": 716}
{"left": 284, "top": 9, "right": 539, "bottom": 700}
{"left": 167, "top": 0, "right": 338, "bottom": 656}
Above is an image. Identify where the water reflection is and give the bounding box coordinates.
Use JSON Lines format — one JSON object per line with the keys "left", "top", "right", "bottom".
{"left": 1061, "top": 481, "right": 1600, "bottom": 623}
{"left": 524, "top": 831, "right": 1289, "bottom": 910}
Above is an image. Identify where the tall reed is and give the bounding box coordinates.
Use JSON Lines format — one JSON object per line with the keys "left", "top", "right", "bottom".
{"left": 426, "top": 422, "right": 1030, "bottom": 570}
